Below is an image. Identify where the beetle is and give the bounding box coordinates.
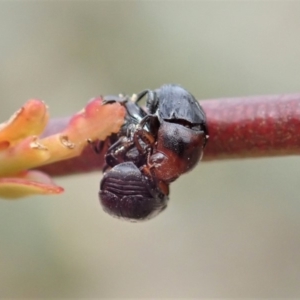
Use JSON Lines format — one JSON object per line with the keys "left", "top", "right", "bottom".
{"left": 99, "top": 161, "right": 169, "bottom": 221}
{"left": 98, "top": 84, "right": 208, "bottom": 221}
{"left": 133, "top": 84, "right": 209, "bottom": 183}
{"left": 97, "top": 94, "right": 152, "bottom": 169}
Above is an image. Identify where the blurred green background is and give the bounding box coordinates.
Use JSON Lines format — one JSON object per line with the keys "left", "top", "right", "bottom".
{"left": 1, "top": 2, "right": 300, "bottom": 298}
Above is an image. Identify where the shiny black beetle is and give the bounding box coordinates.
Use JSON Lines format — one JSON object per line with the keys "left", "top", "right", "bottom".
{"left": 98, "top": 84, "right": 208, "bottom": 221}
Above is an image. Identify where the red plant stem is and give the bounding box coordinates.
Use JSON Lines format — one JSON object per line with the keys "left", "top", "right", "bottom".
{"left": 203, "top": 93, "right": 300, "bottom": 160}
{"left": 39, "top": 93, "right": 300, "bottom": 176}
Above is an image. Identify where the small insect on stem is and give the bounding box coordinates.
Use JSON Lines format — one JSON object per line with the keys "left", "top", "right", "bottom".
{"left": 98, "top": 84, "right": 209, "bottom": 221}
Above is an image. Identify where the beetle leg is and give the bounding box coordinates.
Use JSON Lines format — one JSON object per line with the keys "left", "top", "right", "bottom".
{"left": 135, "top": 89, "right": 158, "bottom": 113}
{"left": 145, "top": 146, "right": 163, "bottom": 170}
{"left": 201, "top": 123, "right": 209, "bottom": 148}
{"left": 134, "top": 129, "right": 156, "bottom": 152}
{"left": 142, "top": 148, "right": 160, "bottom": 180}
{"left": 133, "top": 115, "right": 151, "bottom": 153}
{"left": 145, "top": 91, "right": 159, "bottom": 114}
{"left": 133, "top": 114, "right": 158, "bottom": 154}
{"left": 135, "top": 89, "right": 159, "bottom": 114}
{"left": 134, "top": 130, "right": 155, "bottom": 155}
{"left": 134, "top": 89, "right": 150, "bottom": 103}
{"left": 141, "top": 159, "right": 169, "bottom": 197}
{"left": 87, "top": 139, "right": 105, "bottom": 154}
{"left": 107, "top": 137, "right": 127, "bottom": 153}
{"left": 105, "top": 137, "right": 135, "bottom": 167}
{"left": 102, "top": 95, "right": 128, "bottom": 105}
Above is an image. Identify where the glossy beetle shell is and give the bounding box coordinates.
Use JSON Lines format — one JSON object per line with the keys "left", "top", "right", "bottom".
{"left": 152, "top": 84, "right": 207, "bottom": 126}
{"left": 99, "top": 161, "right": 169, "bottom": 221}
{"left": 148, "top": 121, "right": 206, "bottom": 183}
